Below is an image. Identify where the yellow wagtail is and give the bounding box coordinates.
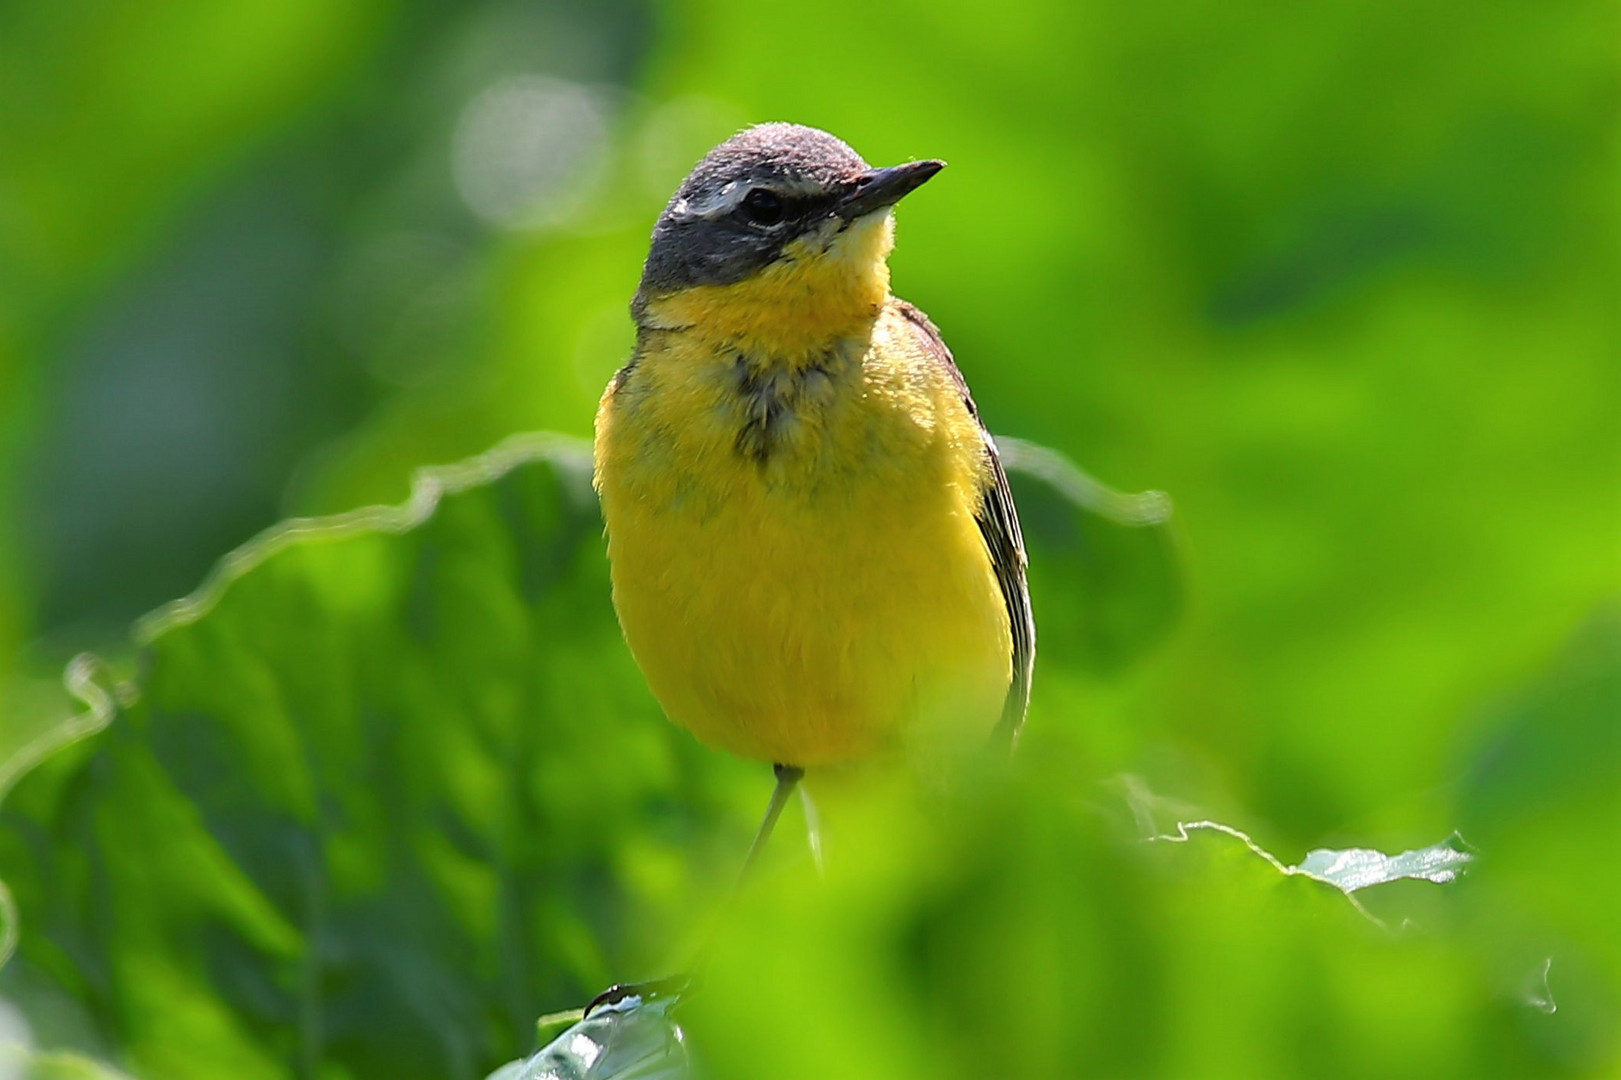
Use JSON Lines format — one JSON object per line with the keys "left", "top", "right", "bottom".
{"left": 593, "top": 123, "right": 1033, "bottom": 866}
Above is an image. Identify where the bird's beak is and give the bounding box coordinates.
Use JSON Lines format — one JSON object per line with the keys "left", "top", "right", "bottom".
{"left": 836, "top": 160, "right": 945, "bottom": 220}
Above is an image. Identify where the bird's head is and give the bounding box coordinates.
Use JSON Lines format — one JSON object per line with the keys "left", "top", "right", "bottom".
{"left": 633, "top": 123, "right": 943, "bottom": 348}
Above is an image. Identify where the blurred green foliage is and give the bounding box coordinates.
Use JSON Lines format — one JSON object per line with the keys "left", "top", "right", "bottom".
{"left": 0, "top": 0, "right": 1615, "bottom": 1076}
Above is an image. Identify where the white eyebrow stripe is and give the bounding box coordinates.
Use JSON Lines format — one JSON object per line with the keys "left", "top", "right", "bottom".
{"left": 676, "top": 179, "right": 747, "bottom": 219}
{"left": 671, "top": 176, "right": 835, "bottom": 220}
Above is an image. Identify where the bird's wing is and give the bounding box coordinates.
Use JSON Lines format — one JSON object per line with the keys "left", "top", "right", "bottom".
{"left": 892, "top": 299, "right": 1035, "bottom": 748}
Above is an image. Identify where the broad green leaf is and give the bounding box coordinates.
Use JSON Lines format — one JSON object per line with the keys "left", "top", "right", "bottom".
{"left": 0, "top": 432, "right": 1185, "bottom": 1079}
{"left": 0, "top": 435, "right": 737, "bottom": 1080}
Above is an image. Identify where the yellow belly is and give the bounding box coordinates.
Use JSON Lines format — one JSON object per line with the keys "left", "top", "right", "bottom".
{"left": 595, "top": 305, "right": 1011, "bottom": 767}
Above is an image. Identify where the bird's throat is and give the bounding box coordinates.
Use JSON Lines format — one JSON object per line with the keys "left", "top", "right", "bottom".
{"left": 637, "top": 215, "right": 895, "bottom": 357}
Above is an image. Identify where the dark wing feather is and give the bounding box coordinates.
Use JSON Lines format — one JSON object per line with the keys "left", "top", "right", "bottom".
{"left": 892, "top": 300, "right": 1035, "bottom": 748}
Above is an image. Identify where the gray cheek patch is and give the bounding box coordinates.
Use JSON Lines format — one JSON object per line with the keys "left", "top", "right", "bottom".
{"left": 639, "top": 215, "right": 786, "bottom": 296}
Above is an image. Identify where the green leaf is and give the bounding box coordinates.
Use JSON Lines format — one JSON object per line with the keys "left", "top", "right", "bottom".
{"left": 0, "top": 431, "right": 1189, "bottom": 1079}
{"left": 0, "top": 434, "right": 738, "bottom": 1080}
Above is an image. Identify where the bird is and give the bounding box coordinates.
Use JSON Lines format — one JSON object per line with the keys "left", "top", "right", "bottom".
{"left": 592, "top": 122, "right": 1033, "bottom": 868}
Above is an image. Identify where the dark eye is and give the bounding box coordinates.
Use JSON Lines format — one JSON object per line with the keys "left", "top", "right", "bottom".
{"left": 741, "top": 187, "right": 785, "bottom": 226}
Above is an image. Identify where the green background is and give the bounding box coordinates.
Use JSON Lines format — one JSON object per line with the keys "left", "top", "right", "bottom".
{"left": 0, "top": 0, "right": 1615, "bottom": 1077}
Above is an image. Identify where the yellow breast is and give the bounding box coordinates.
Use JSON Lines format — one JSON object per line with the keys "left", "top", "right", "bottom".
{"left": 594, "top": 292, "right": 1011, "bottom": 769}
